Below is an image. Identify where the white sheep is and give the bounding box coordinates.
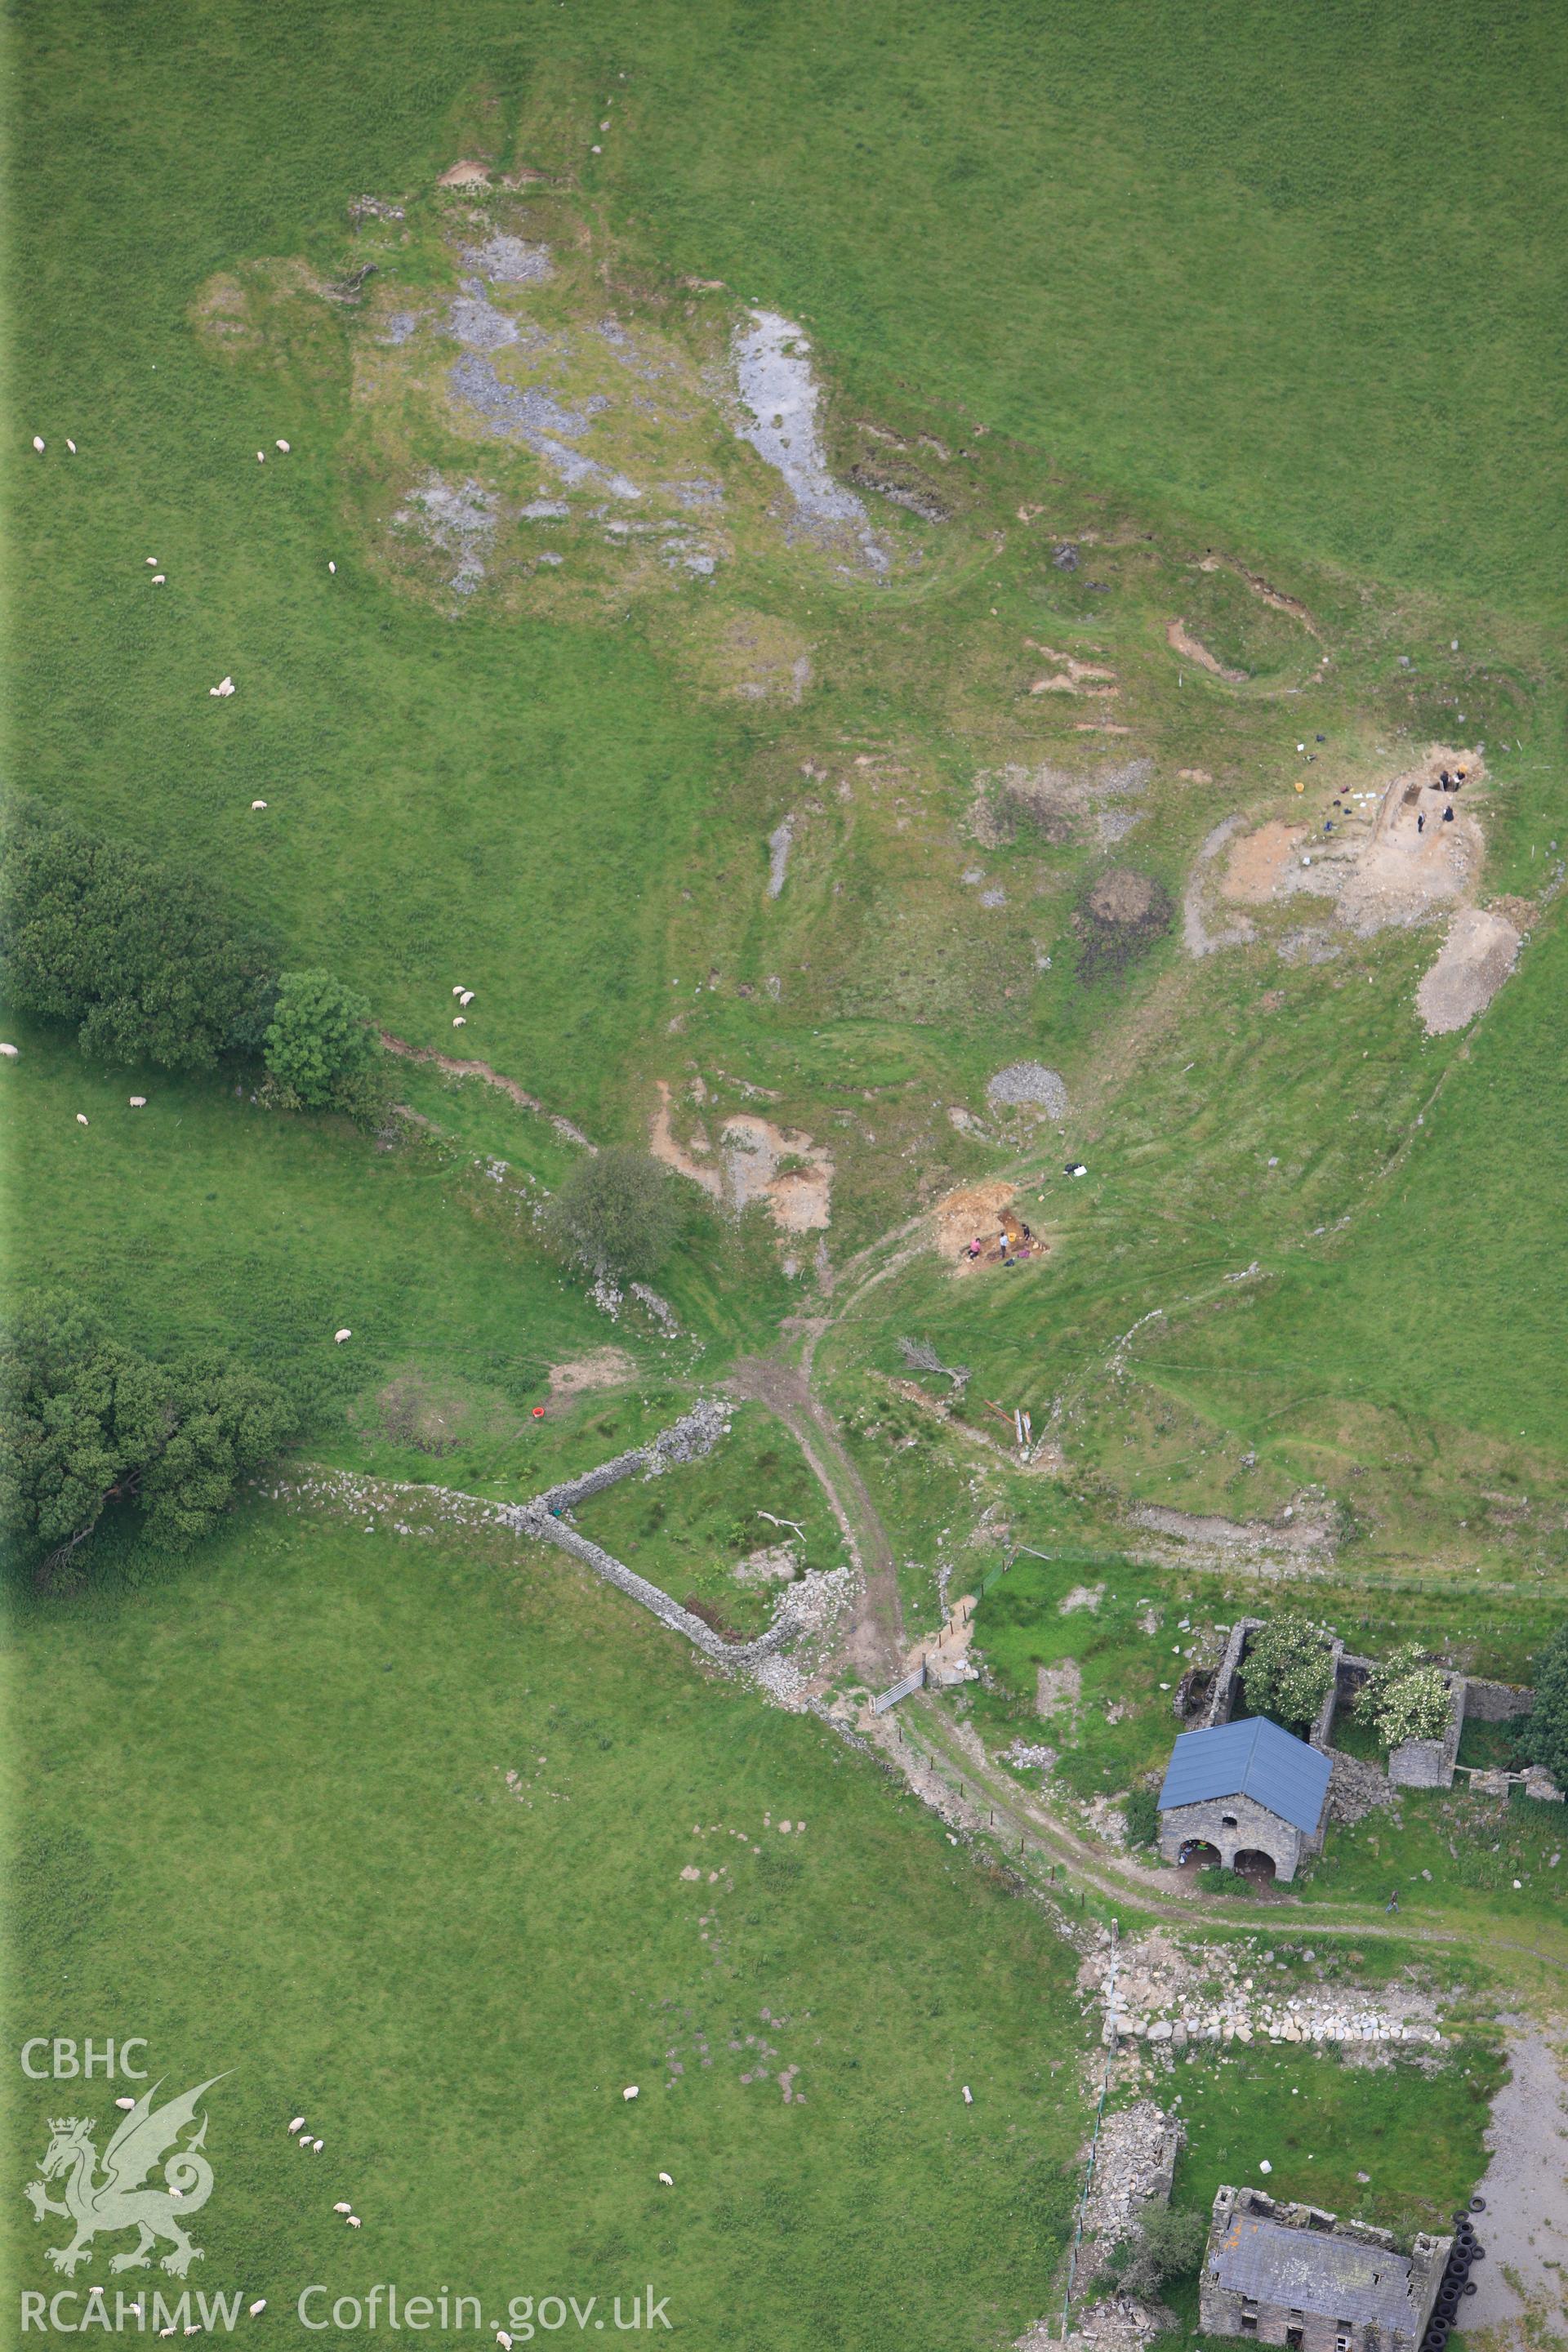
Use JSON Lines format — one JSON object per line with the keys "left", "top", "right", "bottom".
{"left": 497, "top": 2334, "right": 514, "bottom": 2349}
{"left": 312, "top": 2139, "right": 324, "bottom": 2152}
{"left": 76, "top": 1113, "right": 89, "bottom": 1126}
{"left": 459, "top": 990, "right": 475, "bottom": 1007}
{"left": 452, "top": 1016, "right": 466, "bottom": 1027}
{"left": 209, "top": 676, "right": 235, "bottom": 698}
{"left": 334, "top": 1329, "right": 351, "bottom": 1343}
{"left": 256, "top": 451, "right": 265, "bottom": 463}
{"left": 452, "top": 985, "right": 465, "bottom": 996}
{"left": 129, "top": 1097, "right": 147, "bottom": 1109}
{"left": 328, "top": 560, "right": 336, "bottom": 573}
{"left": 0, "top": 1044, "right": 18, "bottom": 1058}
{"left": 333, "top": 2203, "right": 352, "bottom": 2215}
{"left": 152, "top": 575, "right": 165, "bottom": 586}
{"left": 252, "top": 800, "right": 268, "bottom": 810}
{"left": 32, "top": 435, "right": 44, "bottom": 453}
{"left": 66, "top": 439, "right": 76, "bottom": 453}
{"left": 622, "top": 2086, "right": 639, "bottom": 2102}
{"left": 287, "top": 2117, "right": 306, "bottom": 2134}
{"left": 657, "top": 2172, "right": 673, "bottom": 2186}
{"left": 249, "top": 2302, "right": 267, "bottom": 2318}
{"left": 116, "top": 2096, "right": 136, "bottom": 2110}
{"left": 146, "top": 557, "right": 158, "bottom": 566}
{"left": 276, "top": 439, "right": 291, "bottom": 452}
{"left": 346, "top": 2216, "right": 361, "bottom": 2229}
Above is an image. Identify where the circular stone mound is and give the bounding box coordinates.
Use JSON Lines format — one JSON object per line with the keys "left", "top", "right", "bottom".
{"left": 986, "top": 1062, "right": 1068, "bottom": 1119}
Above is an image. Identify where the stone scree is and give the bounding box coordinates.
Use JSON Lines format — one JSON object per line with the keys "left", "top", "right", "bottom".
{"left": 1199, "top": 2185, "right": 1448, "bottom": 2352}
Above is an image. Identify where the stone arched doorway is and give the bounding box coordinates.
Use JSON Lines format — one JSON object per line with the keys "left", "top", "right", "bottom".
{"left": 1232, "top": 1847, "right": 1279, "bottom": 1886}
{"left": 1178, "top": 1838, "right": 1222, "bottom": 1870}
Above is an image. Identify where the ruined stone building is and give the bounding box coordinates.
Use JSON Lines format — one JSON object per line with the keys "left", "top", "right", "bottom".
{"left": 1157, "top": 1716, "right": 1332, "bottom": 1883}
{"left": 1200, "top": 2185, "right": 1450, "bottom": 2352}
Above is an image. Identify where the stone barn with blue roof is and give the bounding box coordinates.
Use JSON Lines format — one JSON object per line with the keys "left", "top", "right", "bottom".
{"left": 1157, "top": 1717, "right": 1332, "bottom": 1882}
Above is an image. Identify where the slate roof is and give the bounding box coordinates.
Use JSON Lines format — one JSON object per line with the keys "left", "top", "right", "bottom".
{"left": 1209, "top": 2212, "right": 1423, "bottom": 2331}
{"left": 1158, "top": 1717, "right": 1331, "bottom": 1836}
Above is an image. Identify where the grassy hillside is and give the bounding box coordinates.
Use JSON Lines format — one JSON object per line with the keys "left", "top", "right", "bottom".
{"left": 3, "top": 1507, "right": 1088, "bottom": 2348}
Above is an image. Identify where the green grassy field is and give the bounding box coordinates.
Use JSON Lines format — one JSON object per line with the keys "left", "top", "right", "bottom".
{"left": 5, "top": 1505, "right": 1089, "bottom": 2346}
{"left": 8, "top": 1, "right": 1568, "bottom": 2341}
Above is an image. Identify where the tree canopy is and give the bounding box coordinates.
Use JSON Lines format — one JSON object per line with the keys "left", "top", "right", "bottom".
{"left": 1238, "top": 1612, "right": 1335, "bottom": 1734}
{"left": 1521, "top": 1623, "right": 1568, "bottom": 1784}
{"left": 1355, "top": 1642, "right": 1453, "bottom": 1750}
{"left": 263, "top": 969, "right": 385, "bottom": 1117}
{"left": 1112, "top": 2206, "right": 1208, "bottom": 2301}
{"left": 0, "top": 1301, "right": 295, "bottom": 1575}
{"left": 0, "top": 801, "right": 275, "bottom": 1068}
{"left": 542, "top": 1146, "right": 679, "bottom": 1281}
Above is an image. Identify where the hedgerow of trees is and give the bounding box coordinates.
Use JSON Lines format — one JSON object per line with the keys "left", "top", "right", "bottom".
{"left": 0, "top": 801, "right": 274, "bottom": 1069}
{"left": 1, "top": 804, "right": 387, "bottom": 1121}
{"left": 0, "top": 1301, "right": 295, "bottom": 1579}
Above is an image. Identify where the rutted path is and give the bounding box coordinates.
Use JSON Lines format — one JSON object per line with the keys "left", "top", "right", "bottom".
{"left": 724, "top": 1348, "right": 904, "bottom": 1686}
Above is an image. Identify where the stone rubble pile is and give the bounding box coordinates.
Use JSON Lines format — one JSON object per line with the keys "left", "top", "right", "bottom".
{"left": 1085, "top": 1930, "right": 1444, "bottom": 2055}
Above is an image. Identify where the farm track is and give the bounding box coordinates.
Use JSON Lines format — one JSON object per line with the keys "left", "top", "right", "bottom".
{"left": 712, "top": 1177, "right": 1568, "bottom": 1980}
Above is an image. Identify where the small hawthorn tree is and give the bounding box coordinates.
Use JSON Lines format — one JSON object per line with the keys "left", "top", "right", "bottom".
{"left": 543, "top": 1147, "right": 678, "bottom": 1282}
{"left": 1355, "top": 1642, "right": 1453, "bottom": 1750}
{"left": 1112, "top": 2206, "right": 1208, "bottom": 2301}
{"left": 1238, "top": 1611, "right": 1334, "bottom": 1733}
{"left": 264, "top": 969, "right": 386, "bottom": 1119}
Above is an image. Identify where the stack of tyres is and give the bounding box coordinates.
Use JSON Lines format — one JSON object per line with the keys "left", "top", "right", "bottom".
{"left": 1421, "top": 2203, "right": 1486, "bottom": 2352}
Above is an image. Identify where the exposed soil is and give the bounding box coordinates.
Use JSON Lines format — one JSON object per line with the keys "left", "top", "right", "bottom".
{"left": 1198, "top": 552, "right": 1320, "bottom": 635}
{"left": 1077, "top": 868, "right": 1174, "bottom": 980}
{"left": 972, "top": 757, "right": 1152, "bottom": 849}
{"left": 1036, "top": 1658, "right": 1084, "bottom": 1718}
{"left": 1129, "top": 1499, "right": 1338, "bottom": 1561}
{"left": 372, "top": 1369, "right": 519, "bottom": 1454}
{"left": 1415, "top": 906, "right": 1521, "bottom": 1035}
{"left": 1211, "top": 746, "right": 1489, "bottom": 947}
{"left": 548, "top": 1348, "right": 636, "bottom": 1400}
{"left": 933, "top": 1178, "right": 1018, "bottom": 1261}
{"left": 649, "top": 1082, "right": 835, "bottom": 1235}
{"left": 1027, "top": 643, "right": 1120, "bottom": 698}
{"left": 1184, "top": 816, "right": 1257, "bottom": 957}
{"left": 1166, "top": 617, "right": 1247, "bottom": 683}
{"left": 380, "top": 1030, "right": 595, "bottom": 1148}
{"left": 1222, "top": 818, "right": 1310, "bottom": 902}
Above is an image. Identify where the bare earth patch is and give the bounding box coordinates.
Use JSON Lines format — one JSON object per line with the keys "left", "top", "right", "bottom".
{"left": 1166, "top": 617, "right": 1247, "bottom": 684}
{"left": 933, "top": 1178, "right": 1018, "bottom": 1261}
{"left": 1221, "top": 819, "right": 1309, "bottom": 902}
{"left": 650, "top": 1083, "right": 834, "bottom": 1235}
{"left": 548, "top": 1348, "right": 636, "bottom": 1401}
{"left": 1415, "top": 906, "right": 1521, "bottom": 1034}
{"left": 1036, "top": 1658, "right": 1083, "bottom": 1717}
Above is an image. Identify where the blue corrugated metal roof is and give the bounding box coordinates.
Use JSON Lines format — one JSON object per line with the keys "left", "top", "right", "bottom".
{"left": 1158, "top": 1717, "right": 1331, "bottom": 1836}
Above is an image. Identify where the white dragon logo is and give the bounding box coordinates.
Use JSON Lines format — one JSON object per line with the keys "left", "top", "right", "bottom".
{"left": 24, "top": 2077, "right": 226, "bottom": 2278}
